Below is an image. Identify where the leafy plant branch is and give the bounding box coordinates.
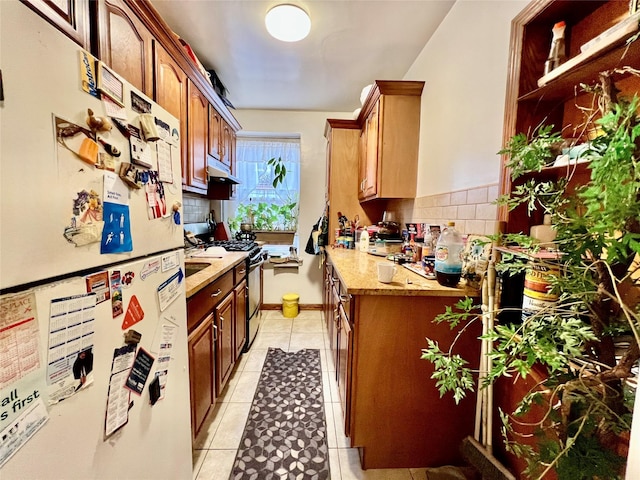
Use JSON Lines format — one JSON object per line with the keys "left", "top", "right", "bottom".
{"left": 422, "top": 69, "right": 640, "bottom": 479}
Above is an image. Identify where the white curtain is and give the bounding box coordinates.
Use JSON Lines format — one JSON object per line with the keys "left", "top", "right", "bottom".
{"left": 233, "top": 135, "right": 300, "bottom": 205}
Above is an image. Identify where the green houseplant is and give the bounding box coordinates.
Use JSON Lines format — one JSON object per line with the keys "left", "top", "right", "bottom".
{"left": 228, "top": 157, "right": 299, "bottom": 244}
{"left": 421, "top": 69, "right": 640, "bottom": 479}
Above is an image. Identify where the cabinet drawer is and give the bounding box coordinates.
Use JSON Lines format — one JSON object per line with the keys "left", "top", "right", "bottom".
{"left": 187, "top": 270, "right": 233, "bottom": 331}
{"left": 234, "top": 261, "right": 247, "bottom": 282}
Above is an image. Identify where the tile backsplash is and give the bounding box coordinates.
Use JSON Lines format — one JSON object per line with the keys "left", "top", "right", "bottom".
{"left": 386, "top": 183, "right": 500, "bottom": 235}
{"left": 182, "top": 193, "right": 213, "bottom": 224}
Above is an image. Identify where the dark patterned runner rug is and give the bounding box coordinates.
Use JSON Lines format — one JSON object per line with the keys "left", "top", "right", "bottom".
{"left": 229, "top": 348, "right": 330, "bottom": 480}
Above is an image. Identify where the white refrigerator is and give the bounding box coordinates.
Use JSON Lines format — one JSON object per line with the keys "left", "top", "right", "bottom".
{"left": 0, "top": 2, "right": 192, "bottom": 478}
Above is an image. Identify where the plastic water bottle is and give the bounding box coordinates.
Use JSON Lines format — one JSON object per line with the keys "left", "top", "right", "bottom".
{"left": 434, "top": 222, "right": 464, "bottom": 287}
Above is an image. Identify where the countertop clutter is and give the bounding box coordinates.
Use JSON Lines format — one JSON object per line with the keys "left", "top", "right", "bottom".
{"left": 185, "top": 251, "right": 248, "bottom": 298}
{"left": 326, "top": 248, "right": 477, "bottom": 297}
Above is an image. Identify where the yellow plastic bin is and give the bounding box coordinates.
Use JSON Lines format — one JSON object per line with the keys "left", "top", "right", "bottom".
{"left": 282, "top": 293, "right": 300, "bottom": 318}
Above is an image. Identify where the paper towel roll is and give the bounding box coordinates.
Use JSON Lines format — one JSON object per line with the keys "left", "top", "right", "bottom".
{"left": 530, "top": 215, "right": 556, "bottom": 246}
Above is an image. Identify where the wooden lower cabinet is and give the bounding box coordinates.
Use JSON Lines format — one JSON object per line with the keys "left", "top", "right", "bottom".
{"left": 186, "top": 261, "right": 249, "bottom": 441}
{"left": 188, "top": 312, "right": 216, "bottom": 439}
{"left": 324, "top": 285, "right": 481, "bottom": 469}
{"left": 352, "top": 295, "right": 480, "bottom": 469}
{"left": 215, "top": 292, "right": 235, "bottom": 394}
{"left": 337, "top": 303, "right": 352, "bottom": 434}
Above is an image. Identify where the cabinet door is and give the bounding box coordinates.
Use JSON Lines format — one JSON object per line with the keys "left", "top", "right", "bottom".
{"left": 215, "top": 293, "right": 235, "bottom": 393}
{"left": 187, "top": 80, "right": 209, "bottom": 192}
{"left": 323, "top": 263, "right": 332, "bottom": 330}
{"left": 358, "top": 127, "right": 367, "bottom": 198}
{"left": 362, "top": 102, "right": 379, "bottom": 199}
{"left": 96, "top": 0, "right": 154, "bottom": 96}
{"left": 155, "top": 44, "right": 188, "bottom": 185}
{"left": 188, "top": 313, "right": 216, "bottom": 440}
{"left": 337, "top": 304, "right": 352, "bottom": 434}
{"left": 22, "top": 0, "right": 90, "bottom": 47}
{"left": 329, "top": 280, "right": 340, "bottom": 373}
{"left": 221, "top": 120, "right": 233, "bottom": 168}
{"left": 208, "top": 105, "right": 222, "bottom": 161}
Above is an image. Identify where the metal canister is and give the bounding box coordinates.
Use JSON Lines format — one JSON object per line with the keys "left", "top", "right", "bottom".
{"left": 522, "top": 259, "right": 560, "bottom": 320}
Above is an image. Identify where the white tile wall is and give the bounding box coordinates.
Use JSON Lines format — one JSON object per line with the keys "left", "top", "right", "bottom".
{"left": 183, "top": 193, "right": 212, "bottom": 224}
{"left": 386, "top": 183, "right": 500, "bottom": 235}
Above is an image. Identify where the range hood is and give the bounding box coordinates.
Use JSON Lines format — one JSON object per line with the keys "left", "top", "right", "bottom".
{"left": 207, "top": 162, "right": 240, "bottom": 184}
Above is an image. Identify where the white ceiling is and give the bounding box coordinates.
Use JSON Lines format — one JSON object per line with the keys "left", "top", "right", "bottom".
{"left": 149, "top": 0, "right": 455, "bottom": 113}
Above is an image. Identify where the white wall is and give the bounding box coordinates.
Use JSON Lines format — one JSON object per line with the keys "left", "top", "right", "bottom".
{"left": 231, "top": 110, "right": 351, "bottom": 305}
{"left": 404, "top": 0, "right": 528, "bottom": 197}
{"left": 233, "top": 1, "right": 529, "bottom": 305}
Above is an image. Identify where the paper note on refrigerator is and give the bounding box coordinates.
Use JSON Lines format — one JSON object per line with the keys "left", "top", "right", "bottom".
{"left": 0, "top": 292, "right": 41, "bottom": 390}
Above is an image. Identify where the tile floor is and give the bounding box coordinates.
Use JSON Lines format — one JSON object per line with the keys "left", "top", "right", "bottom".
{"left": 192, "top": 309, "right": 434, "bottom": 480}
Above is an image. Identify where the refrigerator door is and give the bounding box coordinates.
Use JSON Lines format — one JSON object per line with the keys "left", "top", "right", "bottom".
{"left": 0, "top": 251, "right": 191, "bottom": 479}
{"left": 0, "top": 1, "right": 183, "bottom": 290}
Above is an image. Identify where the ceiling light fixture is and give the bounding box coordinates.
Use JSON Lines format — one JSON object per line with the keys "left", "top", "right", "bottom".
{"left": 265, "top": 4, "right": 311, "bottom": 42}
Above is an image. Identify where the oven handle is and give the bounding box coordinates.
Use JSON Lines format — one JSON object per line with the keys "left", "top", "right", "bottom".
{"left": 250, "top": 257, "right": 266, "bottom": 270}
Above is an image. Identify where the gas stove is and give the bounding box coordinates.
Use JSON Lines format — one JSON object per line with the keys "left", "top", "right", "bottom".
{"left": 204, "top": 239, "right": 266, "bottom": 267}
{"left": 206, "top": 239, "right": 257, "bottom": 252}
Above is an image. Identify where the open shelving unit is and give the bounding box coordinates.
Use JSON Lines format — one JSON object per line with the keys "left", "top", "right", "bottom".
{"left": 499, "top": 0, "right": 640, "bottom": 236}
{"left": 495, "top": 1, "right": 640, "bottom": 477}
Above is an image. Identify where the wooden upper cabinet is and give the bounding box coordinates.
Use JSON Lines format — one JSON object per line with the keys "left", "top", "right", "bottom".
{"left": 499, "top": 0, "right": 640, "bottom": 234}
{"left": 361, "top": 102, "right": 379, "bottom": 200}
{"left": 22, "top": 0, "right": 90, "bottom": 47}
{"left": 95, "top": 0, "right": 154, "bottom": 96}
{"left": 325, "top": 120, "right": 381, "bottom": 245}
{"left": 187, "top": 79, "right": 209, "bottom": 192}
{"left": 356, "top": 81, "right": 424, "bottom": 202}
{"left": 221, "top": 120, "right": 234, "bottom": 169}
{"left": 208, "top": 105, "right": 222, "bottom": 161}
{"left": 155, "top": 43, "right": 188, "bottom": 185}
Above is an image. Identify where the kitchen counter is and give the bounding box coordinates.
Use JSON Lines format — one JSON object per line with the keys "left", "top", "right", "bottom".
{"left": 185, "top": 251, "right": 248, "bottom": 298}
{"left": 324, "top": 247, "right": 481, "bottom": 469}
{"left": 326, "top": 248, "right": 477, "bottom": 297}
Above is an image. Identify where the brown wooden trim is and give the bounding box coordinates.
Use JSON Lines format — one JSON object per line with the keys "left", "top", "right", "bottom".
{"left": 325, "top": 119, "right": 360, "bottom": 137}
{"left": 356, "top": 80, "right": 425, "bottom": 125}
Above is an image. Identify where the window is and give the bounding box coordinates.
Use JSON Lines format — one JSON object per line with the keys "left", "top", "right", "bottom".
{"left": 226, "top": 134, "right": 300, "bottom": 248}
{"left": 233, "top": 134, "right": 300, "bottom": 205}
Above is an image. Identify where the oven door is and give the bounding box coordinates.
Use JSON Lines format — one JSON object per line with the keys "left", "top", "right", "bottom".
{"left": 246, "top": 253, "right": 265, "bottom": 350}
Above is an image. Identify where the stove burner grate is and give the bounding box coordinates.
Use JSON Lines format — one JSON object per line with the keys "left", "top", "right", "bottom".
{"left": 206, "top": 239, "right": 257, "bottom": 252}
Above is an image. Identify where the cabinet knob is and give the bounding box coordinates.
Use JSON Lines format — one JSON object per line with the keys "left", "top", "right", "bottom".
{"left": 213, "top": 324, "right": 218, "bottom": 341}
{"left": 211, "top": 288, "right": 222, "bottom": 297}
{"left": 238, "top": 269, "right": 246, "bottom": 275}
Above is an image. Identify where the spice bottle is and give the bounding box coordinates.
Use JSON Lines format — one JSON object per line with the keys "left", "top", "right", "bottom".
{"left": 544, "top": 21, "right": 567, "bottom": 75}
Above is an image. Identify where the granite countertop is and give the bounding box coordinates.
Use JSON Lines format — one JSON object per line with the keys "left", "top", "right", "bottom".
{"left": 185, "top": 250, "right": 248, "bottom": 298}
{"left": 326, "top": 248, "right": 477, "bottom": 297}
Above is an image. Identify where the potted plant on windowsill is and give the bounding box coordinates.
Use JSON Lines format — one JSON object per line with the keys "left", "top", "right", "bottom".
{"left": 228, "top": 157, "right": 299, "bottom": 244}
{"left": 421, "top": 69, "right": 640, "bottom": 480}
